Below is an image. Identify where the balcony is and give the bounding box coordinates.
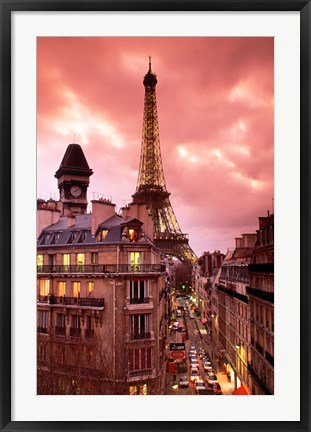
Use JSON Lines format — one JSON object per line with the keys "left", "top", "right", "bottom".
{"left": 128, "top": 369, "right": 153, "bottom": 380}
{"left": 129, "top": 297, "right": 150, "bottom": 305}
{"left": 249, "top": 263, "right": 274, "bottom": 273}
{"left": 37, "top": 264, "right": 165, "bottom": 275}
{"left": 55, "top": 326, "right": 65, "bottom": 335}
{"left": 255, "top": 342, "right": 264, "bottom": 355}
{"left": 37, "top": 326, "right": 48, "bottom": 334}
{"left": 247, "top": 287, "right": 274, "bottom": 303}
{"left": 70, "top": 327, "right": 81, "bottom": 337}
{"left": 130, "top": 331, "right": 151, "bottom": 340}
{"left": 38, "top": 295, "right": 105, "bottom": 308}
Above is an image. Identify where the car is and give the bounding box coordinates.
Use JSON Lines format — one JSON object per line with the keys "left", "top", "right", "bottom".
{"left": 203, "top": 361, "right": 213, "bottom": 372}
{"left": 176, "top": 310, "right": 182, "bottom": 317}
{"left": 190, "top": 346, "right": 196, "bottom": 352}
{"left": 179, "top": 376, "right": 189, "bottom": 388}
{"left": 211, "top": 382, "right": 222, "bottom": 395}
{"left": 195, "top": 379, "right": 207, "bottom": 392}
{"left": 172, "top": 321, "right": 180, "bottom": 331}
{"left": 190, "top": 367, "right": 199, "bottom": 382}
{"left": 207, "top": 374, "right": 219, "bottom": 386}
{"left": 199, "top": 348, "right": 207, "bottom": 359}
{"left": 190, "top": 358, "right": 199, "bottom": 368}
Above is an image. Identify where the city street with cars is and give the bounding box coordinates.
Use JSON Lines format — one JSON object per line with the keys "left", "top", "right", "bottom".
{"left": 166, "top": 296, "right": 234, "bottom": 396}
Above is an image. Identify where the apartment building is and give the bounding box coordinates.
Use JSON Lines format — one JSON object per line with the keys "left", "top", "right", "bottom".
{"left": 247, "top": 213, "right": 274, "bottom": 394}
{"left": 37, "top": 143, "right": 168, "bottom": 395}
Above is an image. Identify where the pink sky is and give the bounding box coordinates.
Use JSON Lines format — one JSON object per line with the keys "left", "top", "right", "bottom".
{"left": 37, "top": 37, "right": 274, "bottom": 257}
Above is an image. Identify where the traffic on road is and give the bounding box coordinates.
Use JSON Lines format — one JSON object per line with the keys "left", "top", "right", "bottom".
{"left": 167, "top": 295, "right": 227, "bottom": 395}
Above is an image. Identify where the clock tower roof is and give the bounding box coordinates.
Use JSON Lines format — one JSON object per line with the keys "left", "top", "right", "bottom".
{"left": 55, "top": 143, "right": 93, "bottom": 179}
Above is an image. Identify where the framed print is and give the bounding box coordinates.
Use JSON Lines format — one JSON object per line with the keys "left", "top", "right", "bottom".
{"left": 1, "top": 1, "right": 310, "bottom": 431}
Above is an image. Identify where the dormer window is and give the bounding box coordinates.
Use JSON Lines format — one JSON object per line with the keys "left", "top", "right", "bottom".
{"left": 50, "top": 232, "right": 61, "bottom": 245}
{"left": 67, "top": 232, "right": 77, "bottom": 244}
{"left": 77, "top": 231, "right": 87, "bottom": 243}
{"left": 97, "top": 229, "right": 108, "bottom": 242}
{"left": 39, "top": 234, "right": 49, "bottom": 245}
{"left": 128, "top": 228, "right": 138, "bottom": 242}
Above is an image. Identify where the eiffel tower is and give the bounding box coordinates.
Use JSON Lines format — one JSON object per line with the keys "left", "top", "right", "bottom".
{"left": 132, "top": 58, "right": 197, "bottom": 264}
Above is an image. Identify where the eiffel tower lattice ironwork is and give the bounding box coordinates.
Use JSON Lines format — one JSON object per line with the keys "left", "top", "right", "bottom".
{"left": 132, "top": 58, "right": 197, "bottom": 264}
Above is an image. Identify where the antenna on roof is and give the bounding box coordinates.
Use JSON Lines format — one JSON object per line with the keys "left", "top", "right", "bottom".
{"left": 149, "top": 56, "right": 152, "bottom": 72}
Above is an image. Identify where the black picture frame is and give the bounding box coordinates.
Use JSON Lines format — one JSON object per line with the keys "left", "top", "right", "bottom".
{"left": 1, "top": 1, "right": 310, "bottom": 431}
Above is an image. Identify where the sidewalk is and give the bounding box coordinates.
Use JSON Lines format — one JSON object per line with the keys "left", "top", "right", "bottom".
{"left": 194, "top": 318, "right": 234, "bottom": 395}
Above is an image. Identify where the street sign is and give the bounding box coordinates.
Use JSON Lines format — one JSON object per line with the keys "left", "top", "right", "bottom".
{"left": 170, "top": 351, "right": 185, "bottom": 359}
{"left": 170, "top": 343, "right": 185, "bottom": 351}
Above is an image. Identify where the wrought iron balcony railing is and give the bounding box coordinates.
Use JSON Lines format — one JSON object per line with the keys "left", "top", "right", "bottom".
{"left": 38, "top": 295, "right": 105, "bottom": 308}
{"left": 130, "top": 331, "right": 151, "bottom": 340}
{"left": 70, "top": 327, "right": 81, "bottom": 337}
{"left": 55, "top": 326, "right": 66, "bottom": 335}
{"left": 37, "top": 264, "right": 165, "bottom": 274}
{"left": 129, "top": 297, "right": 150, "bottom": 304}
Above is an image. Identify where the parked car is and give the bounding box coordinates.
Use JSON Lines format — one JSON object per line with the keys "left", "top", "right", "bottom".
{"left": 195, "top": 380, "right": 207, "bottom": 393}
{"left": 211, "top": 382, "right": 222, "bottom": 395}
{"left": 207, "top": 374, "right": 219, "bottom": 386}
{"left": 199, "top": 348, "right": 206, "bottom": 359}
{"left": 176, "top": 310, "right": 182, "bottom": 317}
{"left": 207, "top": 369, "right": 217, "bottom": 376}
{"left": 179, "top": 376, "right": 189, "bottom": 388}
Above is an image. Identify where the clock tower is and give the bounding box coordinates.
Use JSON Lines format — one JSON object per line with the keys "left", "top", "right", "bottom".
{"left": 55, "top": 143, "right": 93, "bottom": 215}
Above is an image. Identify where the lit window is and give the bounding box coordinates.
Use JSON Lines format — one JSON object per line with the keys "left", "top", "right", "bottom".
{"left": 97, "top": 230, "right": 108, "bottom": 242}
{"left": 76, "top": 253, "right": 85, "bottom": 271}
{"left": 73, "top": 282, "right": 81, "bottom": 298}
{"left": 37, "top": 254, "right": 43, "bottom": 271}
{"left": 62, "top": 254, "right": 70, "bottom": 271}
{"left": 87, "top": 281, "right": 94, "bottom": 295}
{"left": 57, "top": 281, "right": 66, "bottom": 297}
{"left": 130, "top": 252, "right": 142, "bottom": 271}
{"left": 39, "top": 279, "right": 50, "bottom": 297}
{"left": 128, "top": 228, "right": 138, "bottom": 242}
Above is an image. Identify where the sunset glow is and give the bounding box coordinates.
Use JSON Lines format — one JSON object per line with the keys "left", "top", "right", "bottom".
{"left": 37, "top": 37, "right": 274, "bottom": 255}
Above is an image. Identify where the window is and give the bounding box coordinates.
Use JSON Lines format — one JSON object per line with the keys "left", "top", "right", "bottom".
{"left": 39, "top": 279, "right": 50, "bottom": 298}
{"left": 128, "top": 228, "right": 138, "bottom": 242}
{"left": 57, "top": 281, "right": 66, "bottom": 297}
{"left": 129, "top": 385, "right": 148, "bottom": 395}
{"left": 67, "top": 232, "right": 77, "bottom": 244}
{"left": 130, "top": 314, "right": 150, "bottom": 339}
{"left": 87, "top": 281, "right": 94, "bottom": 295}
{"left": 73, "top": 282, "right": 80, "bottom": 298}
{"left": 50, "top": 232, "right": 60, "bottom": 245}
{"left": 85, "top": 316, "right": 94, "bottom": 338}
{"left": 77, "top": 231, "right": 86, "bottom": 243}
{"left": 129, "top": 280, "right": 148, "bottom": 303}
{"left": 76, "top": 253, "right": 85, "bottom": 271}
{"left": 56, "top": 313, "right": 66, "bottom": 335}
{"left": 70, "top": 315, "right": 81, "bottom": 337}
{"left": 130, "top": 252, "right": 142, "bottom": 271}
{"left": 39, "top": 234, "right": 49, "bottom": 245}
{"left": 62, "top": 254, "right": 70, "bottom": 271}
{"left": 37, "top": 310, "right": 49, "bottom": 333}
{"left": 97, "top": 229, "right": 108, "bottom": 242}
{"left": 37, "top": 254, "right": 43, "bottom": 271}
{"left": 128, "top": 347, "right": 152, "bottom": 372}
{"left": 91, "top": 252, "right": 98, "bottom": 264}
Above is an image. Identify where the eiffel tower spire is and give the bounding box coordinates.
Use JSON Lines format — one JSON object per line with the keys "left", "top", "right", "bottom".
{"left": 132, "top": 59, "right": 197, "bottom": 264}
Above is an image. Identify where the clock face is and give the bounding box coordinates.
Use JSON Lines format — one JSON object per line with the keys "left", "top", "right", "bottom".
{"left": 70, "top": 185, "right": 82, "bottom": 197}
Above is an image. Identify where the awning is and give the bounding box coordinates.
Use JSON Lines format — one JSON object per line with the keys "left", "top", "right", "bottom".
{"left": 233, "top": 384, "right": 249, "bottom": 395}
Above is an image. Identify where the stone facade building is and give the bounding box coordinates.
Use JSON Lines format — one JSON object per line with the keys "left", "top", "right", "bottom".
{"left": 247, "top": 213, "right": 274, "bottom": 394}
{"left": 37, "top": 144, "right": 168, "bottom": 395}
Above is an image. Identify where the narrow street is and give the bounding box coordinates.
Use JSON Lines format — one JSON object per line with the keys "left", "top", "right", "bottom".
{"left": 165, "top": 298, "right": 234, "bottom": 395}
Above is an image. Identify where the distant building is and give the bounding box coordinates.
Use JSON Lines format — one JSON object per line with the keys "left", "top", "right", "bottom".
{"left": 37, "top": 143, "right": 168, "bottom": 395}
{"left": 211, "top": 233, "right": 257, "bottom": 393}
{"left": 247, "top": 213, "right": 274, "bottom": 395}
